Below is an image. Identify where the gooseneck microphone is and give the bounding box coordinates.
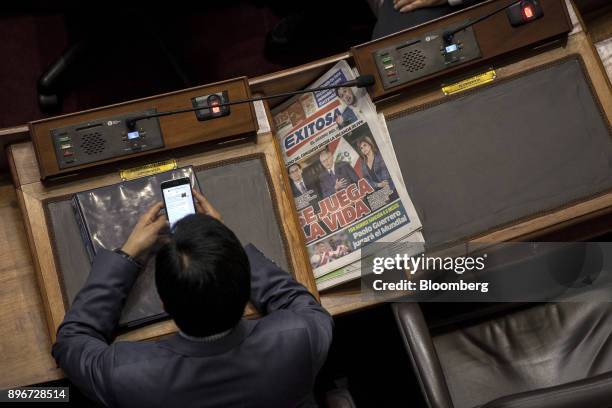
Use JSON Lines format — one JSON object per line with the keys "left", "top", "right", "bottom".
{"left": 126, "top": 75, "right": 375, "bottom": 131}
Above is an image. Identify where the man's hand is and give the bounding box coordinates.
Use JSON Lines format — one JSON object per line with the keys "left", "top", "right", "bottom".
{"left": 193, "top": 189, "right": 223, "bottom": 223}
{"left": 335, "top": 178, "right": 348, "bottom": 191}
{"left": 394, "top": 0, "right": 447, "bottom": 12}
{"left": 122, "top": 202, "right": 168, "bottom": 259}
{"left": 378, "top": 180, "right": 390, "bottom": 189}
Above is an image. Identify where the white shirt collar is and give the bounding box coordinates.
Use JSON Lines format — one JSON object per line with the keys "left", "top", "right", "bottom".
{"left": 178, "top": 327, "right": 233, "bottom": 342}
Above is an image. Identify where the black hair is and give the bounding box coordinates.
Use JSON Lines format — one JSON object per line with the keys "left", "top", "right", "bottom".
{"left": 288, "top": 163, "right": 302, "bottom": 172}
{"left": 155, "top": 214, "right": 250, "bottom": 337}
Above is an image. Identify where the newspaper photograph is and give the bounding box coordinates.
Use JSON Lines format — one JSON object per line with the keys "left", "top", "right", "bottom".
{"left": 273, "top": 61, "right": 423, "bottom": 280}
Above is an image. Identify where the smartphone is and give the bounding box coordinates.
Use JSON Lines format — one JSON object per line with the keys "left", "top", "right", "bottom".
{"left": 160, "top": 177, "right": 196, "bottom": 228}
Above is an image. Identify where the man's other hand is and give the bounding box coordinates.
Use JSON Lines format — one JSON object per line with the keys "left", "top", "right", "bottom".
{"left": 122, "top": 202, "right": 168, "bottom": 259}
{"left": 394, "top": 0, "right": 447, "bottom": 12}
{"left": 335, "top": 178, "right": 348, "bottom": 191}
{"left": 193, "top": 189, "right": 223, "bottom": 223}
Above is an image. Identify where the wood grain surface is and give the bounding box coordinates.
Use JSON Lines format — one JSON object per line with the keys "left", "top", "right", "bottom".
{"left": 0, "top": 182, "right": 62, "bottom": 388}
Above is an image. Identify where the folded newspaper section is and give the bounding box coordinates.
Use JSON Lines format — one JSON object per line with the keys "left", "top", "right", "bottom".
{"left": 72, "top": 166, "right": 201, "bottom": 327}
{"left": 272, "top": 61, "right": 423, "bottom": 290}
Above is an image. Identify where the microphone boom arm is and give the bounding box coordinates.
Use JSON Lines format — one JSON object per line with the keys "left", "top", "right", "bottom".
{"left": 126, "top": 75, "right": 375, "bottom": 131}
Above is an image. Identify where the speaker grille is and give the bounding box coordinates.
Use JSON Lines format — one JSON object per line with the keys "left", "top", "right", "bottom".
{"left": 80, "top": 133, "right": 106, "bottom": 155}
{"left": 400, "top": 49, "right": 426, "bottom": 73}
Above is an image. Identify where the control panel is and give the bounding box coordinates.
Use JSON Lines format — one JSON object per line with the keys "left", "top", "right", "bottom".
{"left": 373, "top": 24, "right": 481, "bottom": 90}
{"left": 51, "top": 109, "right": 164, "bottom": 169}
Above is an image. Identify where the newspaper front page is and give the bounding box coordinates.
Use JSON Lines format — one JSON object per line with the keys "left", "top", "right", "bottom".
{"left": 314, "top": 112, "right": 426, "bottom": 290}
{"left": 272, "top": 61, "right": 423, "bottom": 286}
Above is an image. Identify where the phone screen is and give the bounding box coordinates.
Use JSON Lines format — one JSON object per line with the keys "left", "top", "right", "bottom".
{"left": 161, "top": 180, "right": 196, "bottom": 228}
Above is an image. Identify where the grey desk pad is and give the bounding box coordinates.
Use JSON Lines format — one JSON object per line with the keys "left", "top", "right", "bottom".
{"left": 387, "top": 57, "right": 612, "bottom": 248}
{"left": 46, "top": 155, "right": 290, "bottom": 328}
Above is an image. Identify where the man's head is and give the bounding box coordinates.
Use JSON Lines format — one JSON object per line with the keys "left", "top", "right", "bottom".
{"left": 316, "top": 241, "right": 331, "bottom": 254}
{"left": 288, "top": 163, "right": 303, "bottom": 182}
{"left": 336, "top": 87, "right": 355, "bottom": 106}
{"left": 155, "top": 214, "right": 250, "bottom": 337}
{"left": 319, "top": 150, "right": 334, "bottom": 170}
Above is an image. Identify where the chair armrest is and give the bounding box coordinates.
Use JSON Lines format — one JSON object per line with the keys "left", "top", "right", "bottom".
{"left": 392, "top": 303, "right": 454, "bottom": 408}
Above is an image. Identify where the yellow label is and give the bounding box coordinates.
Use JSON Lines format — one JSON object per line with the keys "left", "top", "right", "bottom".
{"left": 120, "top": 159, "right": 178, "bottom": 181}
{"left": 442, "top": 69, "right": 497, "bottom": 96}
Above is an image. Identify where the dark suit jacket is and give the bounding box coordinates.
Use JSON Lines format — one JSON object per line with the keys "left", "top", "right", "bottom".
{"left": 291, "top": 180, "right": 303, "bottom": 196}
{"left": 338, "top": 106, "right": 357, "bottom": 129}
{"left": 52, "top": 245, "right": 333, "bottom": 408}
{"left": 318, "top": 162, "right": 360, "bottom": 198}
{"left": 361, "top": 152, "right": 393, "bottom": 191}
{"left": 291, "top": 179, "right": 313, "bottom": 197}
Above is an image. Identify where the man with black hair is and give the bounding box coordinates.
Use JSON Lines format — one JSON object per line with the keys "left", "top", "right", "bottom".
{"left": 288, "top": 163, "right": 315, "bottom": 197}
{"left": 52, "top": 190, "right": 333, "bottom": 407}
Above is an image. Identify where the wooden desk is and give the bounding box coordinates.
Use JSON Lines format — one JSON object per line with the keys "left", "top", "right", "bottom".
{"left": 0, "top": 177, "right": 62, "bottom": 387}
{"left": 1, "top": 0, "right": 611, "bottom": 390}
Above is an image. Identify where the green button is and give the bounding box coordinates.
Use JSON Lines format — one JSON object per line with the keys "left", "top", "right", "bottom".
{"left": 382, "top": 57, "right": 392, "bottom": 64}
{"left": 58, "top": 136, "right": 71, "bottom": 142}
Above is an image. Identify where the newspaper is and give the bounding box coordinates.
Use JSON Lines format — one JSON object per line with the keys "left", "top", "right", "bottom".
{"left": 315, "top": 112, "right": 425, "bottom": 290}
{"left": 273, "top": 61, "right": 423, "bottom": 284}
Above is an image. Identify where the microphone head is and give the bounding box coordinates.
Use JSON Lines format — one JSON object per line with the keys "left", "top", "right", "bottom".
{"left": 125, "top": 118, "right": 137, "bottom": 131}
{"left": 355, "top": 75, "right": 375, "bottom": 88}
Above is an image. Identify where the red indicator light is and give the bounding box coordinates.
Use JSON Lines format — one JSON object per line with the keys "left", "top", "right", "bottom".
{"left": 211, "top": 102, "right": 220, "bottom": 114}
{"left": 523, "top": 5, "right": 534, "bottom": 19}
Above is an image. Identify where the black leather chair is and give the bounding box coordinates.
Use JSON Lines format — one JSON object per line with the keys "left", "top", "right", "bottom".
{"left": 393, "top": 301, "right": 612, "bottom": 407}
